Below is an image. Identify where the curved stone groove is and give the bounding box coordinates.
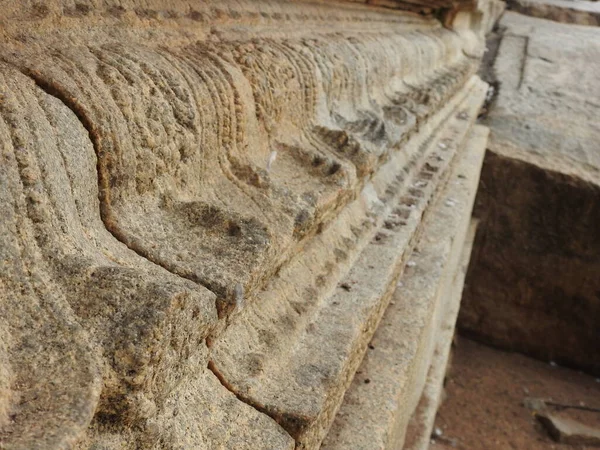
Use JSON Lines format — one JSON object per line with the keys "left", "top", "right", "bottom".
{"left": 0, "top": 67, "right": 103, "bottom": 450}
{"left": 0, "top": 62, "right": 228, "bottom": 448}
{"left": 0, "top": 58, "right": 295, "bottom": 449}
{"left": 0, "top": 186, "right": 100, "bottom": 450}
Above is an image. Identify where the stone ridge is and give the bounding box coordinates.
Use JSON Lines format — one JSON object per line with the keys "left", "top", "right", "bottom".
{"left": 0, "top": 0, "right": 501, "bottom": 448}
{"left": 0, "top": 0, "right": 475, "bottom": 34}
{"left": 403, "top": 220, "right": 479, "bottom": 450}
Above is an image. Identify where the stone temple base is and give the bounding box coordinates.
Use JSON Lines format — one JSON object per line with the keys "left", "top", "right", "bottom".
{"left": 0, "top": 1, "right": 502, "bottom": 448}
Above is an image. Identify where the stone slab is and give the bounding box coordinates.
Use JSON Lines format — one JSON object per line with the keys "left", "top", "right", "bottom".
{"left": 403, "top": 220, "right": 478, "bottom": 450}
{"left": 485, "top": 12, "right": 600, "bottom": 183}
{"left": 537, "top": 413, "right": 600, "bottom": 446}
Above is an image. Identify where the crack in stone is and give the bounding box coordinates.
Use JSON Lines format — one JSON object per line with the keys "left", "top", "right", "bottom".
{"left": 207, "top": 359, "right": 298, "bottom": 445}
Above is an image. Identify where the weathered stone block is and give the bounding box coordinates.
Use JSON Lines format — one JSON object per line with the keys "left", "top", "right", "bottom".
{"left": 460, "top": 12, "right": 600, "bottom": 376}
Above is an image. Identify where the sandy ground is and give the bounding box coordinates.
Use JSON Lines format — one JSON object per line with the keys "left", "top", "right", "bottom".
{"left": 432, "top": 338, "right": 600, "bottom": 450}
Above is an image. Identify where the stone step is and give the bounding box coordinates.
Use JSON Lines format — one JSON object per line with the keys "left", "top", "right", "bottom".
{"left": 209, "top": 80, "right": 487, "bottom": 449}
{"left": 321, "top": 125, "right": 487, "bottom": 450}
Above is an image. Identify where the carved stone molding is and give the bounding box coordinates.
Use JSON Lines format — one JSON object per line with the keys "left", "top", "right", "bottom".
{"left": 0, "top": 0, "right": 501, "bottom": 448}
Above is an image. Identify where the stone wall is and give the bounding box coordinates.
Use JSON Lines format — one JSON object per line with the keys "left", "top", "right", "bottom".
{"left": 0, "top": 0, "right": 501, "bottom": 448}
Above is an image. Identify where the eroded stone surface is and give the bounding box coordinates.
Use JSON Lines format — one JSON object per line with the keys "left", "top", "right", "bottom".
{"left": 402, "top": 220, "right": 478, "bottom": 450}
{"left": 0, "top": 32, "right": 287, "bottom": 450}
{"left": 0, "top": 63, "right": 216, "bottom": 448}
{"left": 0, "top": 0, "right": 498, "bottom": 448}
{"left": 484, "top": 12, "right": 600, "bottom": 178}
{"left": 3, "top": 20, "right": 481, "bottom": 315}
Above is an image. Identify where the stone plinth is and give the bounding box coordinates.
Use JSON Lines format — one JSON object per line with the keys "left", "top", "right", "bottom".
{"left": 0, "top": 1, "right": 499, "bottom": 448}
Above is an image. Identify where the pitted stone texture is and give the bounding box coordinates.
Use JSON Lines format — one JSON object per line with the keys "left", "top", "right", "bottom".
{"left": 0, "top": 0, "right": 488, "bottom": 28}
{"left": 322, "top": 126, "right": 487, "bottom": 450}
{"left": 74, "top": 351, "right": 294, "bottom": 450}
{"left": 0, "top": 160, "right": 102, "bottom": 450}
{"left": 0, "top": 60, "right": 291, "bottom": 449}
